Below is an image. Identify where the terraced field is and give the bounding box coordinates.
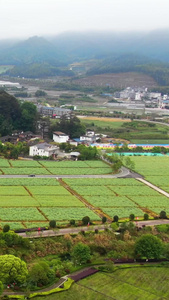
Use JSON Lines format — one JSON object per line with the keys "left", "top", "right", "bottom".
{"left": 35, "top": 266, "right": 169, "bottom": 300}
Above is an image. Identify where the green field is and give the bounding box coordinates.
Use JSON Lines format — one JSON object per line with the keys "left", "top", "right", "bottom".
{"left": 0, "top": 65, "right": 13, "bottom": 74}
{"left": 128, "top": 156, "right": 169, "bottom": 194}
{"left": 0, "top": 157, "right": 168, "bottom": 228}
{"left": 0, "top": 159, "right": 112, "bottom": 175}
{"left": 34, "top": 266, "right": 169, "bottom": 300}
{"left": 81, "top": 119, "right": 169, "bottom": 141}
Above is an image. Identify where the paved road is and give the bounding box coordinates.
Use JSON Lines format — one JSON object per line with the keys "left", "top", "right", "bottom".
{"left": 18, "top": 220, "right": 169, "bottom": 239}
{"left": 18, "top": 224, "right": 108, "bottom": 238}
{"left": 0, "top": 166, "right": 130, "bottom": 178}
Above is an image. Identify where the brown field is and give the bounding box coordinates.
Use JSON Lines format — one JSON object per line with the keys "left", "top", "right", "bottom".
{"left": 79, "top": 116, "right": 131, "bottom": 122}
{"left": 73, "top": 72, "right": 158, "bottom": 88}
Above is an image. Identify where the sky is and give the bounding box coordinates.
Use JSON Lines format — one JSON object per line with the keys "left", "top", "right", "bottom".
{"left": 1, "top": 0, "right": 169, "bottom": 39}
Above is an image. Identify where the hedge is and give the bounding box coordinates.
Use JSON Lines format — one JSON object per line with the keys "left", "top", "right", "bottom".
{"left": 5, "top": 278, "right": 74, "bottom": 299}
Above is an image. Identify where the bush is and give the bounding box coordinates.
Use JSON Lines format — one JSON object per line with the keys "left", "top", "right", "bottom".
{"left": 129, "top": 214, "right": 135, "bottom": 221}
{"left": 3, "top": 225, "right": 10, "bottom": 233}
{"left": 159, "top": 211, "right": 167, "bottom": 219}
{"left": 70, "top": 219, "right": 75, "bottom": 226}
{"left": 82, "top": 216, "right": 90, "bottom": 226}
{"left": 113, "top": 215, "right": 119, "bottom": 222}
{"left": 144, "top": 213, "right": 149, "bottom": 220}
{"left": 49, "top": 220, "right": 56, "bottom": 228}
{"left": 102, "top": 216, "right": 107, "bottom": 223}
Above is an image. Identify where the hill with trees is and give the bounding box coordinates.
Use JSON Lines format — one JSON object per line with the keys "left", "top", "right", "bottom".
{"left": 0, "top": 90, "right": 37, "bottom": 136}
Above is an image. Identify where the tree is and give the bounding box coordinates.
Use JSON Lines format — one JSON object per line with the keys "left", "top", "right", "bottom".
{"left": 0, "top": 255, "right": 28, "bottom": 285}
{"left": 70, "top": 219, "right": 76, "bottom": 226}
{"left": 3, "top": 224, "right": 10, "bottom": 233}
{"left": 82, "top": 216, "right": 90, "bottom": 225}
{"left": 134, "top": 234, "right": 163, "bottom": 259}
{"left": 159, "top": 210, "right": 167, "bottom": 219}
{"left": 50, "top": 115, "right": 86, "bottom": 139}
{"left": 29, "top": 261, "right": 54, "bottom": 286}
{"left": 125, "top": 157, "right": 135, "bottom": 170}
{"left": 49, "top": 220, "right": 56, "bottom": 228}
{"left": 35, "top": 90, "right": 47, "bottom": 97}
{"left": 102, "top": 216, "right": 107, "bottom": 224}
{"left": 113, "top": 215, "right": 119, "bottom": 222}
{"left": 129, "top": 214, "right": 135, "bottom": 221}
{"left": 72, "top": 242, "right": 91, "bottom": 265}
{"left": 144, "top": 213, "right": 149, "bottom": 220}
{"left": 0, "top": 281, "right": 3, "bottom": 295}
{"left": 20, "top": 102, "right": 37, "bottom": 132}
{"left": 78, "top": 145, "right": 98, "bottom": 160}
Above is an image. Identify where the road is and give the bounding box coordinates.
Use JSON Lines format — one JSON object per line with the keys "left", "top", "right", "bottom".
{"left": 18, "top": 220, "right": 169, "bottom": 239}
{"left": 0, "top": 167, "right": 130, "bottom": 178}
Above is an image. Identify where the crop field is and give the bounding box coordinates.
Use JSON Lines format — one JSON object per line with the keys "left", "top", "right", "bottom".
{"left": 127, "top": 157, "right": 169, "bottom": 194}
{"left": 64, "top": 177, "right": 169, "bottom": 219}
{"left": 0, "top": 178, "right": 60, "bottom": 186}
{"left": 35, "top": 266, "right": 169, "bottom": 300}
{"left": 64, "top": 178, "right": 143, "bottom": 186}
{"left": 40, "top": 207, "right": 100, "bottom": 221}
{"left": 27, "top": 186, "right": 71, "bottom": 195}
{"left": 1, "top": 168, "right": 51, "bottom": 175}
{"left": 0, "top": 159, "right": 112, "bottom": 175}
{"left": 0, "top": 157, "right": 169, "bottom": 229}
{"left": 35, "top": 196, "right": 84, "bottom": 207}
{"left": 47, "top": 167, "right": 111, "bottom": 175}
{"left": 0, "top": 176, "right": 100, "bottom": 229}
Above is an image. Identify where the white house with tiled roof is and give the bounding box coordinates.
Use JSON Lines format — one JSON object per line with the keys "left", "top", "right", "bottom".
{"left": 53, "top": 131, "right": 69, "bottom": 143}
{"left": 29, "top": 143, "right": 59, "bottom": 157}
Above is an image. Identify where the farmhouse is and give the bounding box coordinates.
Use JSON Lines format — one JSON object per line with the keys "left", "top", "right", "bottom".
{"left": 29, "top": 143, "right": 59, "bottom": 157}
{"left": 53, "top": 131, "right": 69, "bottom": 143}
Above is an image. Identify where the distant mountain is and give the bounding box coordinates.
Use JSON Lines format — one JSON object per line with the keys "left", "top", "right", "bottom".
{"left": 5, "top": 63, "right": 74, "bottom": 78}
{"left": 0, "top": 36, "right": 66, "bottom": 65}
{"left": 1, "top": 30, "right": 169, "bottom": 80}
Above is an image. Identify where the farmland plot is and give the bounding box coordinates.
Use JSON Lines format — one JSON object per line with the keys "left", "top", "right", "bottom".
{"left": 0, "top": 178, "right": 59, "bottom": 186}
{"left": 40, "top": 161, "right": 89, "bottom": 168}
{"left": 1, "top": 168, "right": 50, "bottom": 175}
{"left": 10, "top": 160, "right": 41, "bottom": 167}
{"left": 0, "top": 196, "right": 38, "bottom": 207}
{"left": 108, "top": 186, "right": 160, "bottom": 196}
{"left": 35, "top": 195, "right": 84, "bottom": 207}
{"left": 102, "top": 207, "right": 144, "bottom": 218}
{"left": 0, "top": 208, "right": 46, "bottom": 221}
{"left": 64, "top": 178, "right": 143, "bottom": 186}
{"left": 41, "top": 207, "right": 100, "bottom": 221}
{"left": 27, "top": 186, "right": 71, "bottom": 195}
{"left": 128, "top": 196, "right": 169, "bottom": 207}
{"left": 48, "top": 167, "right": 111, "bottom": 175}
{"left": 71, "top": 186, "right": 114, "bottom": 196}
{"left": 0, "top": 186, "right": 29, "bottom": 196}
{"left": 84, "top": 196, "right": 136, "bottom": 207}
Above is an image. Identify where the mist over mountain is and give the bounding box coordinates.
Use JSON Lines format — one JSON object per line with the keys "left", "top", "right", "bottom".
{"left": 1, "top": 29, "right": 169, "bottom": 81}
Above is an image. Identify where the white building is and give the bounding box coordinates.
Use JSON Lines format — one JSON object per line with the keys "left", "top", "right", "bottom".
{"left": 53, "top": 131, "right": 69, "bottom": 143}
{"left": 29, "top": 143, "right": 59, "bottom": 157}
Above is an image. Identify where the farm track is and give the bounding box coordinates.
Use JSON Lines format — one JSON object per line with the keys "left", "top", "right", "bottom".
{"left": 137, "top": 178, "right": 169, "bottom": 198}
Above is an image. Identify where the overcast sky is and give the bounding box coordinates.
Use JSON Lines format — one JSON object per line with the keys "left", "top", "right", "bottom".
{"left": 1, "top": 0, "right": 169, "bottom": 39}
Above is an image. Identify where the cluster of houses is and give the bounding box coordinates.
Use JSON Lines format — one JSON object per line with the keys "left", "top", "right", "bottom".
{"left": 37, "top": 105, "right": 72, "bottom": 119}
{"left": 113, "top": 87, "right": 169, "bottom": 109}
{"left": 29, "top": 129, "right": 103, "bottom": 158}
